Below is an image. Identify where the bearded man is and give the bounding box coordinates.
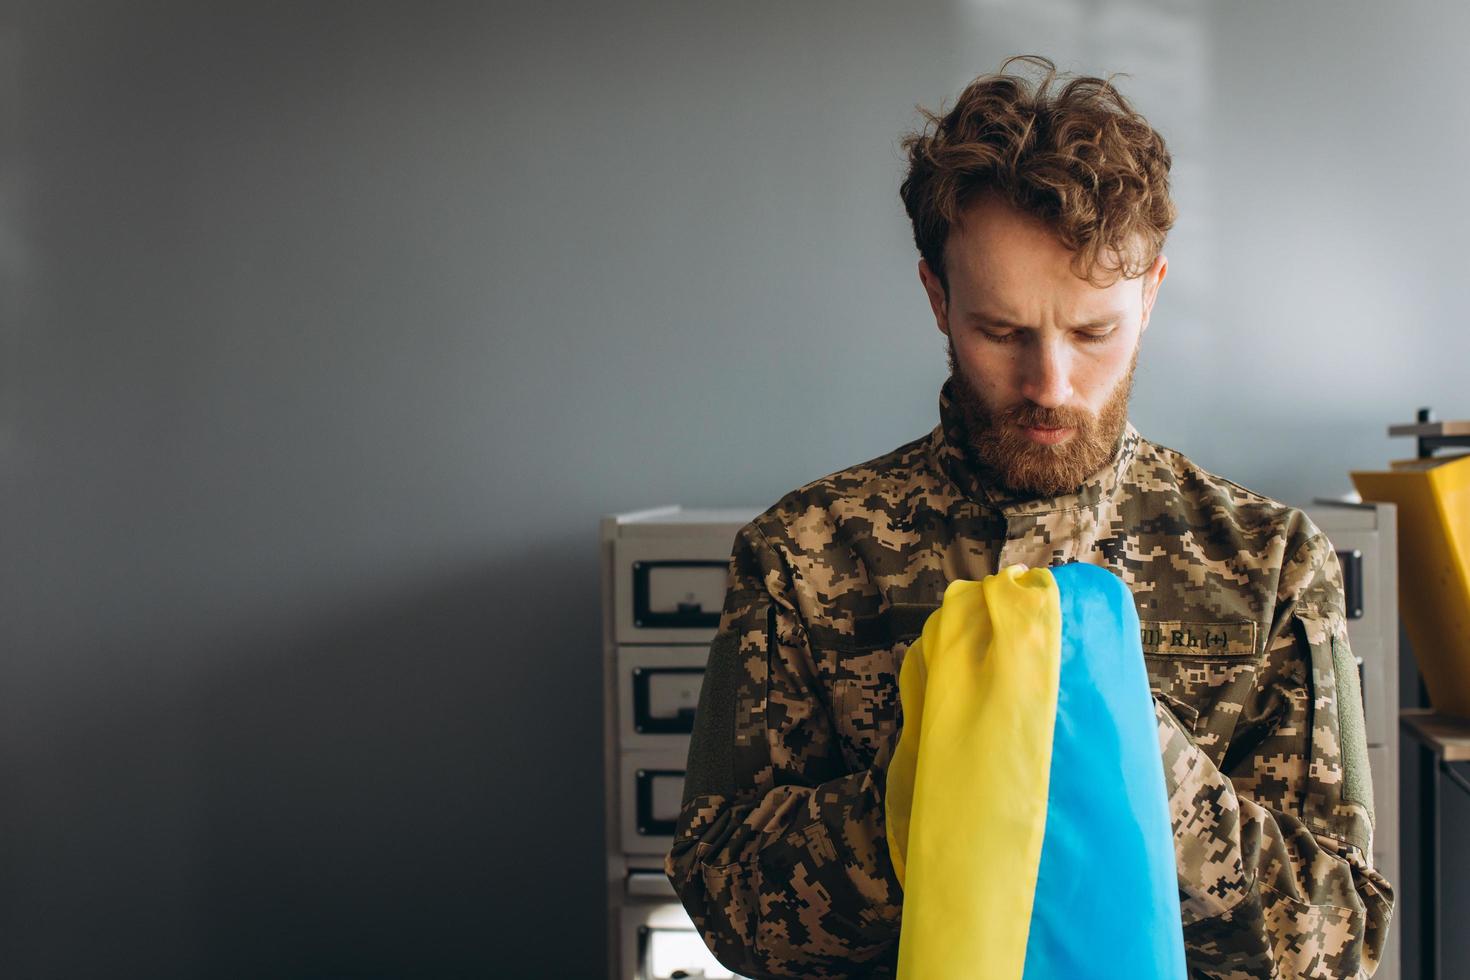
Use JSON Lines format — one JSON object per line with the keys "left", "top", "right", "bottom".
{"left": 665, "top": 55, "right": 1392, "bottom": 979}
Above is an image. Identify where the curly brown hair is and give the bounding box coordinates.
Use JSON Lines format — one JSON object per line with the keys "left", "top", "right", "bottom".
{"left": 899, "top": 54, "right": 1176, "bottom": 292}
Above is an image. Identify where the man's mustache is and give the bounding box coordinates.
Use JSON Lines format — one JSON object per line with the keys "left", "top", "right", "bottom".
{"left": 997, "top": 403, "right": 1091, "bottom": 431}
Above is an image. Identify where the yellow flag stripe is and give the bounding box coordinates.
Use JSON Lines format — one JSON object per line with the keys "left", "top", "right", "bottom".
{"left": 885, "top": 564, "right": 1062, "bottom": 979}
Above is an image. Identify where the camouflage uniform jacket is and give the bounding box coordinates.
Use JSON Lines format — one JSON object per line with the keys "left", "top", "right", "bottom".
{"left": 665, "top": 376, "right": 1394, "bottom": 979}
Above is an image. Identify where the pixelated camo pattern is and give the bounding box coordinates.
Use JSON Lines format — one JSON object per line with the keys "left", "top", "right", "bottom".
{"left": 665, "top": 377, "right": 1393, "bottom": 979}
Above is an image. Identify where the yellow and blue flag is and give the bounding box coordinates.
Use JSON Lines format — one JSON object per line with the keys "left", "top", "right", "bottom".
{"left": 885, "top": 562, "right": 1185, "bottom": 979}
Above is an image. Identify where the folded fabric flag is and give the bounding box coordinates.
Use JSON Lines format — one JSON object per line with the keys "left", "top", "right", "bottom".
{"left": 885, "top": 562, "right": 1185, "bottom": 980}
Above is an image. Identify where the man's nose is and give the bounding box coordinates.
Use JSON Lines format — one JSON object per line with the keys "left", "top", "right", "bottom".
{"left": 1018, "top": 339, "right": 1075, "bottom": 408}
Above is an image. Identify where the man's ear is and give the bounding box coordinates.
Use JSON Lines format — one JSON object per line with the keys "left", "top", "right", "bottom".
{"left": 918, "top": 258, "right": 949, "bottom": 336}
{"left": 1139, "top": 253, "right": 1167, "bottom": 335}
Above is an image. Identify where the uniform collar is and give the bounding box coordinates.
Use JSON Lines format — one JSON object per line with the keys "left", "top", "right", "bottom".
{"left": 929, "top": 374, "right": 1141, "bottom": 516}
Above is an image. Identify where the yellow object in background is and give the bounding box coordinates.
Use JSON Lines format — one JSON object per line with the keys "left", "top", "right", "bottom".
{"left": 1352, "top": 452, "right": 1470, "bottom": 716}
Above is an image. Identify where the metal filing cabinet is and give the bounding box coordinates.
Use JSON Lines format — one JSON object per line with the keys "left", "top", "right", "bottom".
{"left": 601, "top": 506, "right": 759, "bottom": 980}
{"left": 1305, "top": 500, "right": 1400, "bottom": 980}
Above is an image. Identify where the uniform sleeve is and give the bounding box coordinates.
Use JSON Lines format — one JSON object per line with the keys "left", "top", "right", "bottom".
{"left": 1156, "top": 532, "right": 1395, "bottom": 978}
{"left": 663, "top": 521, "right": 903, "bottom": 979}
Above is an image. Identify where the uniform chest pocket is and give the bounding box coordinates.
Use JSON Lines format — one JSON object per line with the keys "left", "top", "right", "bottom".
{"left": 824, "top": 602, "right": 940, "bottom": 772}
{"left": 1141, "top": 619, "right": 1260, "bottom": 769}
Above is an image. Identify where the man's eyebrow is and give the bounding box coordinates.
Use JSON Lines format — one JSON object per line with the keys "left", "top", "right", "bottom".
{"left": 965, "top": 311, "right": 1124, "bottom": 330}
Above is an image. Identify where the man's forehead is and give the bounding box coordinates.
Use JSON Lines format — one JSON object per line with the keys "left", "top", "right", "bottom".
{"left": 951, "top": 261, "right": 1139, "bottom": 320}
{"left": 946, "top": 198, "right": 1145, "bottom": 299}
{"left": 963, "top": 275, "right": 1143, "bottom": 314}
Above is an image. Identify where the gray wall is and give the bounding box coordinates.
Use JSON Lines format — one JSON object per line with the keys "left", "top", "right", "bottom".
{"left": 1, "top": 1, "right": 1464, "bottom": 976}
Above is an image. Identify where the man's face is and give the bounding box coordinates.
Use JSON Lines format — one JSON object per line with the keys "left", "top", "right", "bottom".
{"left": 919, "top": 193, "right": 1167, "bottom": 497}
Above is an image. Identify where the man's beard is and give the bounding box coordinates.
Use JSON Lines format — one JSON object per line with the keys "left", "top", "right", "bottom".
{"left": 946, "top": 336, "right": 1138, "bottom": 498}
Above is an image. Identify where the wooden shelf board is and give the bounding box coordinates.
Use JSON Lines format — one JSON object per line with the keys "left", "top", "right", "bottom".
{"left": 1401, "top": 708, "right": 1470, "bottom": 762}
{"left": 1388, "top": 420, "right": 1470, "bottom": 438}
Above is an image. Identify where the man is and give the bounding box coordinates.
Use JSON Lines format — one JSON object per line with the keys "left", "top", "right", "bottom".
{"left": 664, "top": 55, "right": 1393, "bottom": 979}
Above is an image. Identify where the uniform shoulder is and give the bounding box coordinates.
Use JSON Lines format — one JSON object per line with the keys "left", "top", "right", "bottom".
{"left": 1135, "top": 436, "right": 1321, "bottom": 549}
{"left": 744, "top": 429, "right": 938, "bottom": 551}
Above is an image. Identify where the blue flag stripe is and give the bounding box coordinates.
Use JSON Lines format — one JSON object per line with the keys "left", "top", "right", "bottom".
{"left": 1021, "top": 562, "right": 1187, "bottom": 979}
